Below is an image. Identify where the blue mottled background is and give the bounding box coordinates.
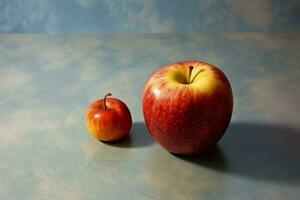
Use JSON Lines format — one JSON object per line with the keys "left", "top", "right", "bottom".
{"left": 0, "top": 0, "right": 299, "bottom": 32}
{"left": 1, "top": 1, "right": 300, "bottom": 200}
{"left": 1, "top": 33, "right": 300, "bottom": 200}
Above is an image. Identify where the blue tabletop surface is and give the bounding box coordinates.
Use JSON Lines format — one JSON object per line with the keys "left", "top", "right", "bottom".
{"left": 0, "top": 33, "right": 299, "bottom": 200}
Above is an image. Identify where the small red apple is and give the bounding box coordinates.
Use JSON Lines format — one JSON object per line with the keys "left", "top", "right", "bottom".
{"left": 85, "top": 93, "right": 132, "bottom": 141}
{"left": 142, "top": 60, "right": 233, "bottom": 155}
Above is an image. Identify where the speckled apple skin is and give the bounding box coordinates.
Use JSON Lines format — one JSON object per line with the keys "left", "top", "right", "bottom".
{"left": 85, "top": 97, "right": 132, "bottom": 141}
{"left": 142, "top": 60, "right": 233, "bottom": 155}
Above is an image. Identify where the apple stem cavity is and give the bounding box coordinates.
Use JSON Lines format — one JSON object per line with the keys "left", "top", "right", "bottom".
{"left": 103, "top": 92, "right": 112, "bottom": 109}
{"left": 190, "top": 69, "right": 205, "bottom": 83}
{"left": 188, "top": 66, "right": 193, "bottom": 84}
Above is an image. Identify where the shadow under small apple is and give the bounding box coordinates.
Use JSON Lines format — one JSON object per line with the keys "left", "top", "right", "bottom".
{"left": 175, "top": 122, "right": 300, "bottom": 184}
{"left": 103, "top": 122, "right": 154, "bottom": 148}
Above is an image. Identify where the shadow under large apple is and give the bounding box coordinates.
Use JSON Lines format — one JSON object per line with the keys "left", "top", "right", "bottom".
{"left": 176, "top": 122, "right": 300, "bottom": 184}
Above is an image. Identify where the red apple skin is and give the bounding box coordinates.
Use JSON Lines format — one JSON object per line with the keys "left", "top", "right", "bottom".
{"left": 142, "top": 60, "right": 233, "bottom": 155}
{"left": 85, "top": 94, "right": 132, "bottom": 142}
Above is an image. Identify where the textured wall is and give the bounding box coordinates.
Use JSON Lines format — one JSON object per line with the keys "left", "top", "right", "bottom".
{"left": 0, "top": 0, "right": 299, "bottom": 33}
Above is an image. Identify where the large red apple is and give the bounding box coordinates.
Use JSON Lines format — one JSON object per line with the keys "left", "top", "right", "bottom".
{"left": 85, "top": 93, "right": 132, "bottom": 141}
{"left": 142, "top": 60, "right": 233, "bottom": 155}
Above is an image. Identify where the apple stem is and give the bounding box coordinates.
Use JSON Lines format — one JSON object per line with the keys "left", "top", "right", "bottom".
{"left": 103, "top": 92, "right": 112, "bottom": 109}
{"left": 188, "top": 66, "right": 193, "bottom": 84}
